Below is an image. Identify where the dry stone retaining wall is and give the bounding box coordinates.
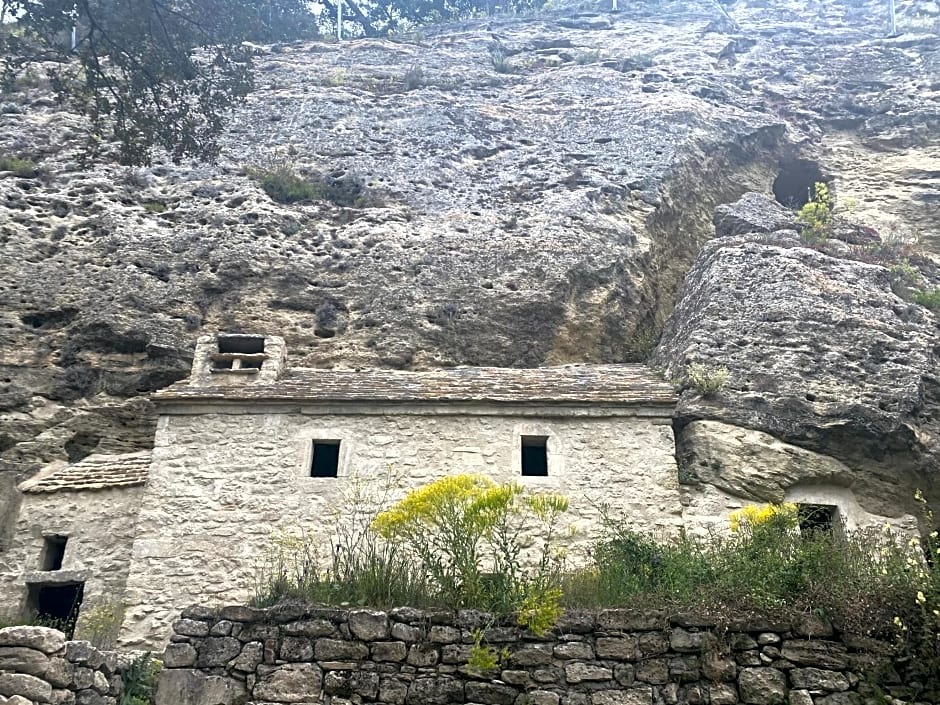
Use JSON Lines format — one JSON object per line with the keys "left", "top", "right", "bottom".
{"left": 0, "top": 626, "right": 127, "bottom": 705}
{"left": 156, "top": 605, "right": 905, "bottom": 705}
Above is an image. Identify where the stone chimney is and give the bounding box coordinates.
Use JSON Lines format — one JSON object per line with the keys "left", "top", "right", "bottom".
{"left": 188, "top": 333, "right": 287, "bottom": 386}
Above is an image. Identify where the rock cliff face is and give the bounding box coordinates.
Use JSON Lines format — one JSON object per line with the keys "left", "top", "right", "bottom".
{"left": 1, "top": 0, "right": 939, "bottom": 534}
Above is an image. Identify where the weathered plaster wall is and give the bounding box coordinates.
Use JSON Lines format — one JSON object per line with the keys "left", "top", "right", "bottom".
{"left": 119, "top": 406, "right": 681, "bottom": 648}
{"left": 0, "top": 487, "right": 143, "bottom": 640}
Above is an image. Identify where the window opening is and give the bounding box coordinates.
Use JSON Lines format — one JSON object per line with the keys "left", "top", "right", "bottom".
{"left": 311, "top": 440, "right": 341, "bottom": 477}
{"left": 797, "top": 504, "right": 837, "bottom": 535}
{"left": 521, "top": 436, "right": 548, "bottom": 477}
{"left": 212, "top": 334, "right": 266, "bottom": 372}
{"left": 26, "top": 582, "right": 84, "bottom": 639}
{"left": 41, "top": 535, "right": 68, "bottom": 571}
{"left": 218, "top": 335, "right": 265, "bottom": 354}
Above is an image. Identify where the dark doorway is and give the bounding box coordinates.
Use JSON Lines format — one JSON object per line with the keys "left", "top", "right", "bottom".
{"left": 798, "top": 504, "right": 838, "bottom": 536}
{"left": 27, "top": 582, "right": 84, "bottom": 638}
{"left": 521, "top": 436, "right": 548, "bottom": 477}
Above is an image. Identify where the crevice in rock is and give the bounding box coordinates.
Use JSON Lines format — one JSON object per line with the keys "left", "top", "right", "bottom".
{"left": 772, "top": 158, "right": 826, "bottom": 208}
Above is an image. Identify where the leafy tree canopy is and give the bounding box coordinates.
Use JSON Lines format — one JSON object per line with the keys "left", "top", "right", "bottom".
{"left": 1, "top": 0, "right": 319, "bottom": 164}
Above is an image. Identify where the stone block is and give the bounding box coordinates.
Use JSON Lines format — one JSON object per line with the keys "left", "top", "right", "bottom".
{"left": 791, "top": 614, "right": 833, "bottom": 639}
{"left": 527, "top": 691, "right": 561, "bottom": 705}
{"left": 156, "top": 670, "right": 244, "bottom": 705}
{"left": 218, "top": 606, "right": 267, "bottom": 623}
{"left": 50, "top": 688, "right": 76, "bottom": 705}
{"left": 348, "top": 610, "right": 390, "bottom": 641}
{"left": 196, "top": 637, "right": 241, "bottom": 668}
{"left": 173, "top": 619, "right": 210, "bottom": 638}
{"left": 379, "top": 677, "right": 408, "bottom": 705}
{"left": 0, "top": 672, "right": 54, "bottom": 702}
{"left": 228, "top": 642, "right": 263, "bottom": 672}
{"left": 596, "top": 637, "right": 639, "bottom": 661}
{"left": 555, "top": 610, "right": 596, "bottom": 634}
{"left": 45, "top": 658, "right": 72, "bottom": 689}
{"left": 532, "top": 667, "right": 562, "bottom": 684}
{"left": 637, "top": 633, "right": 669, "bottom": 656}
{"left": 730, "top": 634, "right": 758, "bottom": 651}
{"left": 668, "top": 655, "right": 699, "bottom": 682}
{"left": 314, "top": 639, "right": 368, "bottom": 661}
{"left": 391, "top": 623, "right": 421, "bottom": 642}
{"left": 441, "top": 644, "right": 471, "bottom": 664}
{"left": 92, "top": 672, "right": 109, "bottom": 695}
{"left": 596, "top": 610, "right": 665, "bottom": 632}
{"left": 75, "top": 692, "right": 109, "bottom": 705}
{"left": 465, "top": 681, "right": 518, "bottom": 705}
{"left": 590, "top": 687, "right": 653, "bottom": 705}
{"left": 554, "top": 642, "right": 594, "bottom": 660}
{"left": 701, "top": 654, "right": 736, "bottom": 682}
{"left": 179, "top": 605, "right": 216, "bottom": 621}
{"left": 324, "top": 669, "right": 379, "bottom": 698}
{"left": 72, "top": 667, "right": 94, "bottom": 690}
{"left": 780, "top": 641, "right": 848, "bottom": 670}
{"left": 814, "top": 694, "right": 860, "bottom": 705}
{"left": 0, "top": 627, "right": 66, "bottom": 655}
{"left": 634, "top": 659, "right": 668, "bottom": 685}
{"left": 670, "top": 629, "right": 711, "bottom": 653}
{"left": 429, "top": 626, "right": 461, "bottom": 644}
{"left": 8, "top": 696, "right": 40, "bottom": 705}
{"left": 253, "top": 663, "right": 321, "bottom": 703}
{"left": 281, "top": 620, "right": 335, "bottom": 638}
{"left": 406, "top": 644, "right": 439, "bottom": 667}
{"left": 565, "top": 662, "right": 612, "bottom": 683}
{"left": 161, "top": 643, "right": 197, "bottom": 668}
{"left": 0, "top": 646, "right": 51, "bottom": 678}
{"left": 790, "top": 668, "right": 850, "bottom": 692}
{"left": 209, "top": 620, "right": 234, "bottom": 637}
{"left": 406, "top": 676, "right": 463, "bottom": 705}
{"left": 371, "top": 641, "right": 407, "bottom": 662}
{"left": 709, "top": 683, "right": 738, "bottom": 705}
{"left": 613, "top": 664, "right": 635, "bottom": 686}
{"left": 738, "top": 668, "right": 786, "bottom": 705}
{"left": 787, "top": 690, "right": 813, "bottom": 705}
{"left": 756, "top": 633, "right": 780, "bottom": 646}
{"left": 509, "top": 645, "right": 552, "bottom": 667}
{"left": 237, "top": 624, "right": 278, "bottom": 642}
{"left": 280, "top": 636, "right": 313, "bottom": 662}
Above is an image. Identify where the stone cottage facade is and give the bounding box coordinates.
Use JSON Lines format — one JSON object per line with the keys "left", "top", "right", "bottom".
{"left": 0, "top": 333, "right": 922, "bottom": 650}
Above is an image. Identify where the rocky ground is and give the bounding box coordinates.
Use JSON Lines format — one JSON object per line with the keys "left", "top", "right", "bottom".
{"left": 0, "top": 0, "right": 938, "bottom": 539}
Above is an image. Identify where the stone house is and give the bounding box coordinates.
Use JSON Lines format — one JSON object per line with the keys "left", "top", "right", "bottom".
{"left": 0, "top": 333, "right": 921, "bottom": 649}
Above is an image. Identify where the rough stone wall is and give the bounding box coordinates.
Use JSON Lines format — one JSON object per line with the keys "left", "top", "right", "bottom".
{"left": 0, "top": 626, "right": 126, "bottom": 705}
{"left": 120, "top": 408, "right": 681, "bottom": 648}
{"left": 0, "top": 487, "right": 143, "bottom": 639}
{"left": 155, "top": 605, "right": 903, "bottom": 705}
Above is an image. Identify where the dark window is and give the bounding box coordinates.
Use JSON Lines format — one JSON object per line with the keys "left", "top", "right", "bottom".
{"left": 311, "top": 441, "right": 341, "bottom": 477}
{"left": 218, "top": 335, "right": 265, "bottom": 354}
{"left": 41, "top": 536, "right": 68, "bottom": 571}
{"left": 521, "top": 436, "right": 548, "bottom": 477}
{"left": 798, "top": 504, "right": 837, "bottom": 535}
{"left": 27, "top": 582, "right": 84, "bottom": 639}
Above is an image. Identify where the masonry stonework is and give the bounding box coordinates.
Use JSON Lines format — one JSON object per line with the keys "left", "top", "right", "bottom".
{"left": 153, "top": 605, "right": 902, "bottom": 705}
{"left": 119, "top": 408, "right": 682, "bottom": 649}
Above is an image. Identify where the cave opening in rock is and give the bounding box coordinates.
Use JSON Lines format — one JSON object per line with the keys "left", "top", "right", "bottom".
{"left": 26, "top": 582, "right": 84, "bottom": 638}
{"left": 797, "top": 503, "right": 838, "bottom": 536}
{"left": 772, "top": 160, "right": 826, "bottom": 208}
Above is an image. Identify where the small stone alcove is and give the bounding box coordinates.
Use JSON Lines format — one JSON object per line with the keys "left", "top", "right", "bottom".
{"left": 211, "top": 334, "right": 266, "bottom": 373}
{"left": 772, "top": 159, "right": 826, "bottom": 208}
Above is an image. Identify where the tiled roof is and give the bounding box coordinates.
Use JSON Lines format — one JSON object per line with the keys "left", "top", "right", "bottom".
{"left": 19, "top": 451, "right": 151, "bottom": 494}
{"left": 154, "top": 364, "right": 676, "bottom": 406}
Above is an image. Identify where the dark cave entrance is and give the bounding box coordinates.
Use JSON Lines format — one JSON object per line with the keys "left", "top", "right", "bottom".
{"left": 773, "top": 160, "right": 826, "bottom": 208}
{"left": 27, "top": 581, "right": 85, "bottom": 638}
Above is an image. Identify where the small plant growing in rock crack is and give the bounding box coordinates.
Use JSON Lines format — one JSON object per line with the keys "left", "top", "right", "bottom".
{"left": 797, "top": 181, "right": 833, "bottom": 245}
{"left": 0, "top": 156, "right": 41, "bottom": 178}
{"left": 467, "top": 629, "right": 507, "bottom": 673}
{"left": 685, "top": 363, "right": 729, "bottom": 396}
{"left": 489, "top": 46, "right": 517, "bottom": 74}
{"left": 120, "top": 653, "right": 161, "bottom": 705}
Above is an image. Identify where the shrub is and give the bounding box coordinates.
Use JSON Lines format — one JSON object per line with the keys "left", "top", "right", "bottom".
{"left": 913, "top": 287, "right": 940, "bottom": 311}
{"left": 250, "top": 163, "right": 379, "bottom": 208}
{"left": 797, "top": 181, "right": 833, "bottom": 244}
{"left": 252, "top": 165, "right": 321, "bottom": 204}
{"left": 120, "top": 653, "right": 161, "bottom": 705}
{"left": 80, "top": 600, "right": 125, "bottom": 650}
{"left": 0, "top": 156, "right": 40, "bottom": 178}
{"left": 685, "top": 363, "right": 728, "bottom": 396}
{"left": 373, "top": 474, "right": 569, "bottom": 623}
{"left": 489, "top": 47, "right": 517, "bottom": 74}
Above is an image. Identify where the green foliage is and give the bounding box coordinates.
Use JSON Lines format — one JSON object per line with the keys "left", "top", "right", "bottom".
{"left": 1, "top": 0, "right": 319, "bottom": 165}
{"left": 120, "top": 653, "right": 161, "bottom": 705}
{"left": 80, "top": 600, "right": 125, "bottom": 650}
{"left": 685, "top": 363, "right": 728, "bottom": 396}
{"left": 570, "top": 502, "right": 926, "bottom": 641}
{"left": 467, "top": 629, "right": 504, "bottom": 673}
{"left": 797, "top": 181, "right": 833, "bottom": 244}
{"left": 0, "top": 155, "right": 40, "bottom": 178}
{"left": 142, "top": 201, "right": 167, "bottom": 214}
{"left": 913, "top": 288, "right": 940, "bottom": 311}
{"left": 891, "top": 491, "right": 940, "bottom": 700}
{"left": 489, "top": 47, "right": 517, "bottom": 74}
{"left": 250, "top": 162, "right": 379, "bottom": 208}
